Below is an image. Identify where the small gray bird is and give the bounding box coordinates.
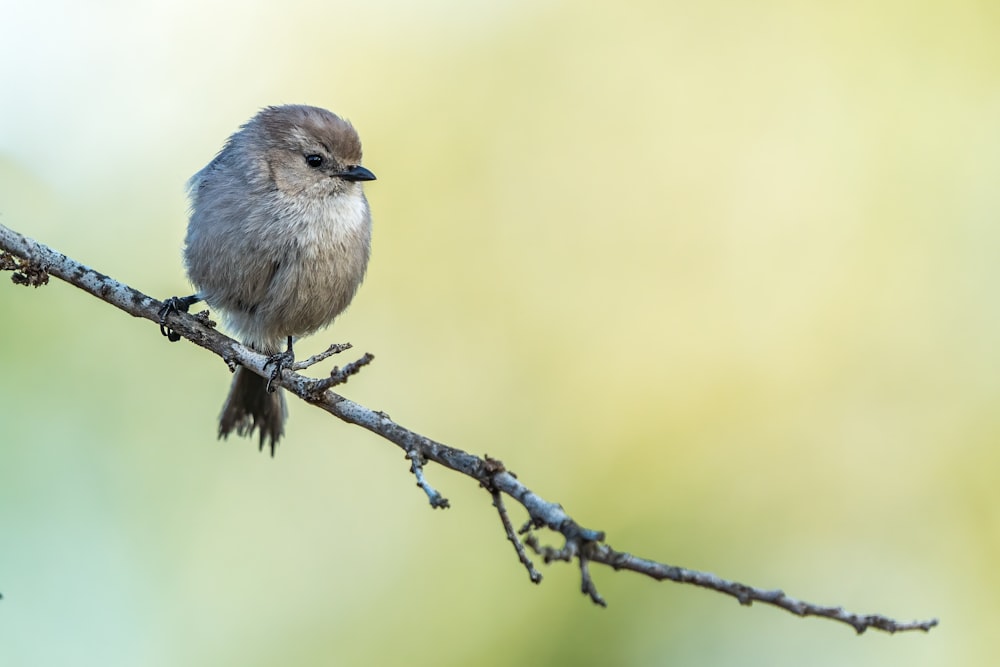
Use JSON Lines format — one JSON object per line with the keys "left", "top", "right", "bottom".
{"left": 161, "top": 105, "right": 375, "bottom": 455}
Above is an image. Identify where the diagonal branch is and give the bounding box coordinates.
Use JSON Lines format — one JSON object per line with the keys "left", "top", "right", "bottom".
{"left": 0, "top": 222, "right": 938, "bottom": 635}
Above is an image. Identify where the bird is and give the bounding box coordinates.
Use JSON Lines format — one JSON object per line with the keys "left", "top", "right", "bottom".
{"left": 160, "top": 105, "right": 376, "bottom": 455}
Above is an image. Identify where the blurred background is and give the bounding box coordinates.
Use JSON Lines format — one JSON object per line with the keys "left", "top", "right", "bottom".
{"left": 1, "top": 0, "right": 997, "bottom": 665}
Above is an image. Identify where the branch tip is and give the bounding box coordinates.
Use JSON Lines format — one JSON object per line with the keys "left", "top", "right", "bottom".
{"left": 579, "top": 557, "right": 607, "bottom": 607}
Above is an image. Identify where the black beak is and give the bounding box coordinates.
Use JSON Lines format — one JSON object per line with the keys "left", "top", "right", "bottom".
{"left": 340, "top": 165, "right": 376, "bottom": 182}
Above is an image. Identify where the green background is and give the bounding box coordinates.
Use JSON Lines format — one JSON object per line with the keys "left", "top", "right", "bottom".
{"left": 2, "top": 1, "right": 997, "bottom": 665}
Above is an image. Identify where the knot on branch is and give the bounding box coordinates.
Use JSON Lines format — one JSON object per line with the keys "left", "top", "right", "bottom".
{"left": 193, "top": 310, "right": 216, "bottom": 329}
{"left": 478, "top": 454, "right": 510, "bottom": 494}
{"left": 1, "top": 251, "right": 49, "bottom": 287}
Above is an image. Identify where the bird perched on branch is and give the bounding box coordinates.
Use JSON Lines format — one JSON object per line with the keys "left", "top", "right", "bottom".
{"left": 161, "top": 104, "right": 376, "bottom": 455}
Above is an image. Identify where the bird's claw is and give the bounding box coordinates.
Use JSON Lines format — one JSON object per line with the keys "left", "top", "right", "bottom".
{"left": 159, "top": 295, "right": 201, "bottom": 342}
{"left": 264, "top": 348, "right": 295, "bottom": 393}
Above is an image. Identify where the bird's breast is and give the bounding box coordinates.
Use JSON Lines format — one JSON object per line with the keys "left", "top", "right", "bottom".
{"left": 262, "top": 191, "right": 372, "bottom": 338}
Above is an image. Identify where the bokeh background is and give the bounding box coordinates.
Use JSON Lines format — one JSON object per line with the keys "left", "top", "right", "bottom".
{"left": 2, "top": 1, "right": 998, "bottom": 665}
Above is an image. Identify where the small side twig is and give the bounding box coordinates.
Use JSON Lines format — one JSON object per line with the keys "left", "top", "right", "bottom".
{"left": 291, "top": 342, "right": 354, "bottom": 370}
{"left": 407, "top": 450, "right": 450, "bottom": 509}
{"left": 305, "top": 352, "right": 375, "bottom": 396}
{"left": 490, "top": 488, "right": 542, "bottom": 584}
{"left": 523, "top": 532, "right": 605, "bottom": 606}
{"left": 484, "top": 456, "right": 542, "bottom": 584}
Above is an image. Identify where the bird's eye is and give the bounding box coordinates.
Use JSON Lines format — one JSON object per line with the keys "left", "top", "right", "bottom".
{"left": 305, "top": 154, "right": 324, "bottom": 168}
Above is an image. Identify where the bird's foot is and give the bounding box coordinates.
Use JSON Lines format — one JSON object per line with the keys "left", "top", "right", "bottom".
{"left": 158, "top": 294, "right": 202, "bottom": 342}
{"left": 264, "top": 337, "right": 295, "bottom": 393}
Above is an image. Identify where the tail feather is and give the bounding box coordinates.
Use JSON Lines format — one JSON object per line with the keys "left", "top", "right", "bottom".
{"left": 219, "top": 366, "right": 287, "bottom": 456}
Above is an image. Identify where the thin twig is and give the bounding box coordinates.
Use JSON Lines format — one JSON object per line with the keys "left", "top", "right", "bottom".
{"left": 490, "top": 488, "right": 542, "bottom": 584}
{"left": 291, "top": 343, "right": 353, "bottom": 371}
{"left": 587, "top": 544, "right": 938, "bottom": 634}
{"left": 307, "top": 353, "right": 375, "bottom": 395}
{"left": 579, "top": 556, "right": 605, "bottom": 607}
{"left": 0, "top": 222, "right": 939, "bottom": 634}
{"left": 407, "top": 450, "right": 450, "bottom": 509}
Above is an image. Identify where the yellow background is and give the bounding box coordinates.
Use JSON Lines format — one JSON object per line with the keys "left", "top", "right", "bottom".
{"left": 1, "top": 1, "right": 997, "bottom": 665}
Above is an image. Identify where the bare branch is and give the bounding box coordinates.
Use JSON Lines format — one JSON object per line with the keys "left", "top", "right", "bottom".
{"left": 0, "top": 222, "right": 939, "bottom": 634}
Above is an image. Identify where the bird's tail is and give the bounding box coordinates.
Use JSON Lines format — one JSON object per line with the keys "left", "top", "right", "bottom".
{"left": 218, "top": 365, "right": 287, "bottom": 456}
